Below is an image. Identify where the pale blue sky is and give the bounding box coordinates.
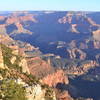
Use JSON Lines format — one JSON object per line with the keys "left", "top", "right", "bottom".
{"left": 0, "top": 0, "right": 99, "bottom": 11}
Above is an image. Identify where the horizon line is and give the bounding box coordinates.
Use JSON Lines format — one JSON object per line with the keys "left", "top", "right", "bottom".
{"left": 0, "top": 10, "right": 100, "bottom": 12}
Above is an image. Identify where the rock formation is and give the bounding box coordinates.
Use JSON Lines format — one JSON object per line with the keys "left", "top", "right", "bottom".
{"left": 27, "top": 56, "right": 55, "bottom": 78}
{"left": 0, "top": 44, "right": 57, "bottom": 100}
{"left": 0, "top": 45, "right": 4, "bottom": 69}
{"left": 67, "top": 48, "right": 86, "bottom": 60}
{"left": 93, "top": 29, "right": 100, "bottom": 41}
{"left": 65, "top": 60, "right": 98, "bottom": 75}
{"left": 19, "top": 58, "right": 30, "bottom": 74}
{"left": 42, "top": 70, "right": 69, "bottom": 87}
{"left": 56, "top": 90, "right": 73, "bottom": 100}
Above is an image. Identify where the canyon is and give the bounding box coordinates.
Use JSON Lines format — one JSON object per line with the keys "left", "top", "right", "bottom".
{"left": 0, "top": 11, "right": 100, "bottom": 100}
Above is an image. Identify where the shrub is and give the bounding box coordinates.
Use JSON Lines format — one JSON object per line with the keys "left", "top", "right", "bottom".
{"left": 0, "top": 80, "right": 27, "bottom": 100}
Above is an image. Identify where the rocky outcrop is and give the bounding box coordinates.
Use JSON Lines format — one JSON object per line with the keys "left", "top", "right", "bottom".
{"left": 92, "top": 30, "right": 100, "bottom": 41}
{"left": 56, "top": 90, "right": 73, "bottom": 100}
{"left": 70, "top": 24, "right": 79, "bottom": 33}
{"left": 6, "top": 14, "right": 37, "bottom": 24}
{"left": 93, "top": 40, "right": 100, "bottom": 49}
{"left": 26, "top": 84, "right": 46, "bottom": 100}
{"left": 0, "top": 24, "right": 6, "bottom": 34}
{"left": 67, "top": 48, "right": 86, "bottom": 60}
{"left": 13, "top": 22, "right": 32, "bottom": 34}
{"left": 27, "top": 56, "right": 69, "bottom": 87}
{"left": 0, "top": 45, "right": 4, "bottom": 69}
{"left": 42, "top": 70, "right": 69, "bottom": 87}
{"left": 66, "top": 60, "right": 98, "bottom": 75}
{"left": 27, "top": 57, "right": 55, "bottom": 78}
{"left": 9, "top": 45, "right": 19, "bottom": 55}
{"left": 0, "top": 44, "right": 57, "bottom": 100}
{"left": 19, "top": 58, "right": 30, "bottom": 74}
{"left": 15, "top": 78, "right": 56, "bottom": 100}
{"left": 0, "top": 13, "right": 38, "bottom": 36}
{"left": 10, "top": 56, "right": 16, "bottom": 64}
{"left": 0, "top": 34, "right": 14, "bottom": 45}
{"left": 5, "top": 14, "right": 37, "bottom": 35}
{"left": 0, "top": 43, "right": 31, "bottom": 74}
{"left": 58, "top": 12, "right": 73, "bottom": 24}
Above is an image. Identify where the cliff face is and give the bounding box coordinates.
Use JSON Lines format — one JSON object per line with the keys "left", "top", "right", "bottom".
{"left": 0, "top": 44, "right": 57, "bottom": 100}
{"left": 0, "top": 43, "right": 70, "bottom": 100}
{"left": 93, "top": 30, "right": 100, "bottom": 41}
{"left": 42, "top": 70, "right": 69, "bottom": 87}
{"left": 1, "top": 11, "right": 100, "bottom": 100}
{"left": 0, "top": 11, "right": 100, "bottom": 62}
{"left": 6, "top": 14, "right": 37, "bottom": 24}
{"left": 19, "top": 58, "right": 30, "bottom": 74}
{"left": 0, "top": 46, "right": 4, "bottom": 69}
{"left": 25, "top": 84, "right": 56, "bottom": 100}
{"left": 0, "top": 34, "right": 14, "bottom": 44}
{"left": 67, "top": 48, "right": 86, "bottom": 60}
{"left": 58, "top": 12, "right": 100, "bottom": 27}
{"left": 56, "top": 90, "right": 73, "bottom": 100}
{"left": 58, "top": 12, "right": 73, "bottom": 24}
{"left": 0, "top": 13, "right": 37, "bottom": 35}
{"left": 27, "top": 57, "right": 55, "bottom": 78}
{"left": 65, "top": 60, "right": 98, "bottom": 76}
{"left": 26, "top": 84, "right": 46, "bottom": 100}
{"left": 92, "top": 30, "right": 100, "bottom": 49}
{"left": 0, "top": 44, "right": 30, "bottom": 74}
{"left": 27, "top": 56, "right": 69, "bottom": 87}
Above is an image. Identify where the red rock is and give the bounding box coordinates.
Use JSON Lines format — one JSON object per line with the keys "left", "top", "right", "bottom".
{"left": 27, "top": 57, "right": 55, "bottom": 78}
{"left": 42, "top": 70, "right": 69, "bottom": 87}
{"left": 56, "top": 90, "right": 73, "bottom": 100}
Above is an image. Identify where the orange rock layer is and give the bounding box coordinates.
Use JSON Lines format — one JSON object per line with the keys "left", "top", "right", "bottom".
{"left": 42, "top": 70, "right": 69, "bottom": 87}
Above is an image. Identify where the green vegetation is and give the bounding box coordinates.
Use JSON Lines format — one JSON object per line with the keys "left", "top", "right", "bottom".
{"left": 41, "top": 84, "right": 54, "bottom": 100}
{"left": 0, "top": 80, "right": 27, "bottom": 100}
{"left": 1, "top": 44, "right": 22, "bottom": 73}
{"left": 1, "top": 44, "right": 13, "bottom": 67}
{"left": 24, "top": 73, "right": 40, "bottom": 85}
{"left": 45, "top": 87, "right": 54, "bottom": 100}
{"left": 0, "top": 44, "right": 55, "bottom": 100}
{"left": 0, "top": 69, "right": 8, "bottom": 78}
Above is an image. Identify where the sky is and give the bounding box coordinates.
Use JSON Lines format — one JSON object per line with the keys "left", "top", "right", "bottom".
{"left": 0, "top": 0, "right": 99, "bottom": 11}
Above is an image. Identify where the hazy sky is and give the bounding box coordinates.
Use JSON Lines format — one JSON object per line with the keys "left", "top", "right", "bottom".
{"left": 0, "top": 0, "right": 99, "bottom": 11}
